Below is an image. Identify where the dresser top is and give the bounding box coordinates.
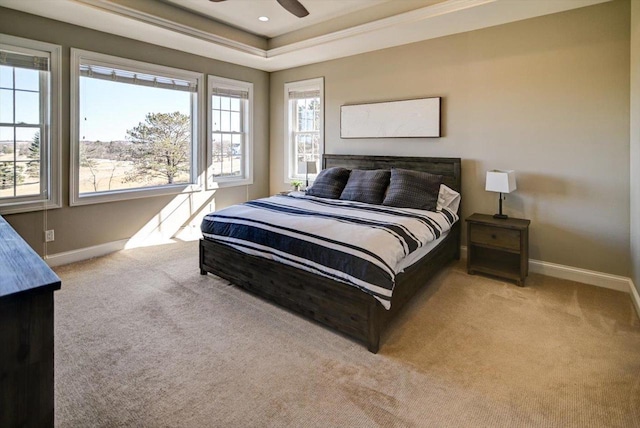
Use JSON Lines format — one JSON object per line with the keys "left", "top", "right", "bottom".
{"left": 0, "top": 216, "right": 61, "bottom": 298}
{"left": 465, "top": 213, "right": 530, "bottom": 230}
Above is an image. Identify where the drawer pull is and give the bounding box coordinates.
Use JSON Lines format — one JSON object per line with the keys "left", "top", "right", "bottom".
{"left": 491, "top": 234, "right": 496, "bottom": 239}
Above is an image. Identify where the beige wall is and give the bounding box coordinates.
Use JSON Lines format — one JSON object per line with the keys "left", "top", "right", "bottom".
{"left": 0, "top": 7, "right": 270, "bottom": 256}
{"left": 270, "top": 1, "right": 631, "bottom": 276}
{"left": 632, "top": 0, "right": 640, "bottom": 293}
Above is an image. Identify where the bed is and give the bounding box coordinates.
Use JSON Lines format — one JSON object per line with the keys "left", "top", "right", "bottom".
{"left": 199, "top": 155, "right": 461, "bottom": 353}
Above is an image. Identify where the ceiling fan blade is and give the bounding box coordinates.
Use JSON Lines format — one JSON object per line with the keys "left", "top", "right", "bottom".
{"left": 276, "top": 0, "right": 309, "bottom": 18}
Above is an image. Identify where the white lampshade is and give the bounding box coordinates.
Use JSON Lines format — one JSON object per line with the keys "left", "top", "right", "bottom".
{"left": 485, "top": 170, "right": 517, "bottom": 194}
{"left": 306, "top": 161, "right": 318, "bottom": 175}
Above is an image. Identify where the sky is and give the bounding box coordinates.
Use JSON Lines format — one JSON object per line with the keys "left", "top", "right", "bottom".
{"left": 79, "top": 77, "right": 192, "bottom": 142}
{"left": 1, "top": 65, "right": 40, "bottom": 126}
{"left": 1, "top": 66, "right": 192, "bottom": 143}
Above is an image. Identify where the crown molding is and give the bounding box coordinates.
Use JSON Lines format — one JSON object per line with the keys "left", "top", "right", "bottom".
{"left": 0, "top": 0, "right": 612, "bottom": 72}
{"left": 74, "top": 0, "right": 266, "bottom": 58}
{"left": 267, "top": 0, "right": 494, "bottom": 58}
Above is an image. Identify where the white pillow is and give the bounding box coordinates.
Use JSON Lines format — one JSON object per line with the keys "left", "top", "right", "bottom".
{"left": 436, "top": 184, "right": 460, "bottom": 212}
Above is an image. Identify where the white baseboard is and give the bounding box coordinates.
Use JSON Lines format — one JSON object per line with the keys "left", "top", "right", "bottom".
{"left": 43, "top": 240, "right": 640, "bottom": 315}
{"left": 528, "top": 259, "right": 631, "bottom": 292}
{"left": 630, "top": 280, "right": 640, "bottom": 318}
{"left": 45, "top": 239, "right": 128, "bottom": 267}
{"left": 460, "top": 246, "right": 632, "bottom": 293}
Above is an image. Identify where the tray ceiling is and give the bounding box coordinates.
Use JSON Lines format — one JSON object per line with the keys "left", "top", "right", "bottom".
{"left": 0, "top": 0, "right": 612, "bottom": 72}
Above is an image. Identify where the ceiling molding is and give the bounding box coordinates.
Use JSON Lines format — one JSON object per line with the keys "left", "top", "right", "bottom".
{"left": 267, "top": 0, "right": 494, "bottom": 58}
{"left": 75, "top": 0, "right": 266, "bottom": 57}
{"left": 0, "top": 0, "right": 612, "bottom": 72}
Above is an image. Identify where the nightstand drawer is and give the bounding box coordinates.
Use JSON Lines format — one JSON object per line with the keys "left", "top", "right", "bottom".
{"left": 469, "top": 224, "right": 520, "bottom": 251}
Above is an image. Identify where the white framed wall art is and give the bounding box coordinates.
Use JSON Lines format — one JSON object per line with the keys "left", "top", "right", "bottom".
{"left": 340, "top": 97, "right": 441, "bottom": 138}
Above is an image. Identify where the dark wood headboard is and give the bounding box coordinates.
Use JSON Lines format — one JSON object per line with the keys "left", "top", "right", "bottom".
{"left": 323, "top": 154, "right": 462, "bottom": 194}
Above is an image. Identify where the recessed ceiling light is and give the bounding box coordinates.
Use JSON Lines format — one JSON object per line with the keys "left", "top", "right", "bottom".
{"left": 258, "top": 16, "right": 269, "bottom": 22}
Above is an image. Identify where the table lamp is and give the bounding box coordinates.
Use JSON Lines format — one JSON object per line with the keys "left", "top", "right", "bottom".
{"left": 305, "top": 160, "right": 317, "bottom": 189}
{"left": 485, "top": 170, "right": 516, "bottom": 219}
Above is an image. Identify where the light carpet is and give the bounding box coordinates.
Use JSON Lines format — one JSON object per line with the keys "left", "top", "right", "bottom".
{"left": 53, "top": 240, "right": 640, "bottom": 427}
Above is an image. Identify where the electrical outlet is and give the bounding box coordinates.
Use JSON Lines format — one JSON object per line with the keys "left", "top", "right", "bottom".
{"left": 45, "top": 229, "right": 55, "bottom": 242}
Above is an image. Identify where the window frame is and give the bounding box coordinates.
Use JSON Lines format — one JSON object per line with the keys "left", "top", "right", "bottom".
{"left": 69, "top": 48, "right": 204, "bottom": 206}
{"left": 0, "top": 34, "right": 61, "bottom": 215}
{"left": 207, "top": 75, "right": 253, "bottom": 189}
{"left": 284, "top": 77, "right": 324, "bottom": 183}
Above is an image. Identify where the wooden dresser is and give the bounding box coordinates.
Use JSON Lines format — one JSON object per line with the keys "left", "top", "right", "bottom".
{"left": 0, "top": 215, "right": 61, "bottom": 427}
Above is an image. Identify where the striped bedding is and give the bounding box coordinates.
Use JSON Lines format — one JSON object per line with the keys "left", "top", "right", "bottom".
{"left": 201, "top": 194, "right": 458, "bottom": 309}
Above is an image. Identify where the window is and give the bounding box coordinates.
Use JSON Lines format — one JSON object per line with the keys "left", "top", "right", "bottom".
{"left": 70, "top": 49, "right": 203, "bottom": 205}
{"left": 0, "top": 35, "right": 61, "bottom": 214}
{"left": 284, "top": 78, "right": 324, "bottom": 182}
{"left": 208, "top": 76, "right": 253, "bottom": 187}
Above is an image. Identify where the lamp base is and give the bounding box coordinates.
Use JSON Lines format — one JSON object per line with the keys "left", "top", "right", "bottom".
{"left": 493, "top": 192, "right": 509, "bottom": 219}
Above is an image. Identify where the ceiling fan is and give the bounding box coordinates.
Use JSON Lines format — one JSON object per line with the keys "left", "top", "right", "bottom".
{"left": 209, "top": 0, "right": 309, "bottom": 18}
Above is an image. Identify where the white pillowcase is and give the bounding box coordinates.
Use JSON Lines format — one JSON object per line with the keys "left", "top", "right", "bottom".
{"left": 436, "top": 184, "right": 461, "bottom": 212}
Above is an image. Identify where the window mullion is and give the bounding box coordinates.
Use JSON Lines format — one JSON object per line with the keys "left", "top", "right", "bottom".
{"left": 12, "top": 67, "right": 16, "bottom": 197}
{"left": 0, "top": 123, "right": 43, "bottom": 128}
{"left": 291, "top": 100, "right": 297, "bottom": 177}
{"left": 240, "top": 101, "right": 245, "bottom": 177}
{"left": 39, "top": 69, "right": 48, "bottom": 198}
{"left": 190, "top": 91, "right": 197, "bottom": 185}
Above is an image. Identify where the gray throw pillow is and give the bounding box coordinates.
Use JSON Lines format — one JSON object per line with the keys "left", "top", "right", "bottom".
{"left": 382, "top": 168, "right": 443, "bottom": 211}
{"left": 306, "top": 167, "right": 351, "bottom": 199}
{"left": 339, "top": 169, "right": 391, "bottom": 205}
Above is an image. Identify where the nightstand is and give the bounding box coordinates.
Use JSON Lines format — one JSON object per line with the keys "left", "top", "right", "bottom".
{"left": 465, "top": 213, "right": 530, "bottom": 286}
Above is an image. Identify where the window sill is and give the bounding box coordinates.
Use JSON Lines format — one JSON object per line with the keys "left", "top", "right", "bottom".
{"left": 208, "top": 178, "right": 253, "bottom": 190}
{"left": 70, "top": 183, "right": 201, "bottom": 206}
{"left": 0, "top": 200, "right": 62, "bottom": 216}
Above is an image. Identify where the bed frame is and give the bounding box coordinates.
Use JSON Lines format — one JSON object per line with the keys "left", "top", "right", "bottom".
{"left": 199, "top": 155, "right": 461, "bottom": 353}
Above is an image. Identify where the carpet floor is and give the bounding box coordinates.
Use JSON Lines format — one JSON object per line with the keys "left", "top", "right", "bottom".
{"left": 52, "top": 240, "right": 640, "bottom": 427}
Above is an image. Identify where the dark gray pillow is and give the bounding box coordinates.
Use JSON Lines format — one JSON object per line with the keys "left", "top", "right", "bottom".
{"left": 382, "top": 168, "right": 443, "bottom": 211}
{"left": 339, "top": 169, "right": 391, "bottom": 205}
{"left": 306, "top": 167, "right": 351, "bottom": 199}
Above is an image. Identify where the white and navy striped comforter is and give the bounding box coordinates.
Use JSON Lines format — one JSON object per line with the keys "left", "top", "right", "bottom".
{"left": 201, "top": 194, "right": 458, "bottom": 309}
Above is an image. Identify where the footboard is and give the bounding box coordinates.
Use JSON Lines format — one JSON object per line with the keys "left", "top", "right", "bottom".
{"left": 200, "top": 238, "right": 382, "bottom": 352}
{"left": 199, "top": 223, "right": 459, "bottom": 353}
